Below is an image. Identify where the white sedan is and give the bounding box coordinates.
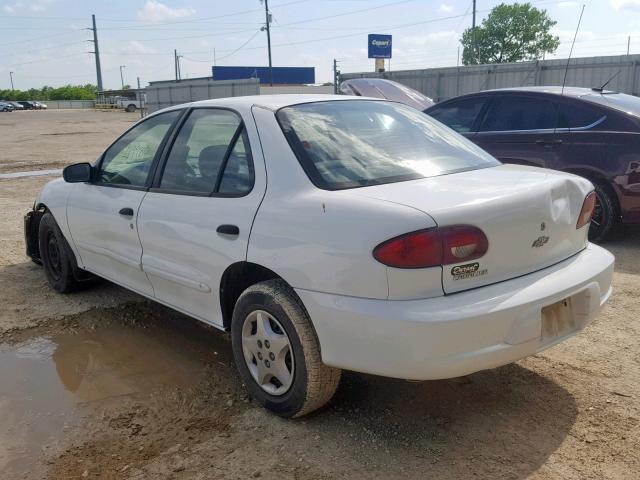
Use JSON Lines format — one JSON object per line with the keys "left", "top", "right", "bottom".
{"left": 25, "top": 95, "right": 614, "bottom": 417}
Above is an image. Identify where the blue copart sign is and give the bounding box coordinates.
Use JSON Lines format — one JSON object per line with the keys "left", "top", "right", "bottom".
{"left": 368, "top": 34, "right": 392, "bottom": 59}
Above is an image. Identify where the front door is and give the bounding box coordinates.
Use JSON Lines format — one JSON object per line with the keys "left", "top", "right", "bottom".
{"left": 137, "top": 108, "right": 266, "bottom": 327}
{"left": 474, "top": 94, "right": 562, "bottom": 168}
{"left": 67, "top": 110, "right": 182, "bottom": 296}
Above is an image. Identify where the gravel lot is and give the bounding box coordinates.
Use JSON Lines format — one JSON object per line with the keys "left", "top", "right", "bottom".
{"left": 0, "top": 109, "right": 638, "bottom": 480}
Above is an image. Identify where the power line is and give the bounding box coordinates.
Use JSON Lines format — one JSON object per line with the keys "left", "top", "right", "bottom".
{"left": 0, "top": 29, "right": 82, "bottom": 48}
{"left": 215, "top": 30, "right": 263, "bottom": 61}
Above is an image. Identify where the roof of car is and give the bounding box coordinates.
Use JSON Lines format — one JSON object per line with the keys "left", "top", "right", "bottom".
{"left": 474, "top": 86, "right": 617, "bottom": 98}
{"left": 186, "top": 94, "right": 371, "bottom": 111}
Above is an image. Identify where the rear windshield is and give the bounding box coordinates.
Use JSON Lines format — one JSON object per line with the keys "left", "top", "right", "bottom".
{"left": 583, "top": 92, "right": 640, "bottom": 117}
{"left": 276, "top": 100, "right": 499, "bottom": 190}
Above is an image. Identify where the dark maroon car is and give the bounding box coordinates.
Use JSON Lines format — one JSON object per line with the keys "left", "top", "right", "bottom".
{"left": 424, "top": 87, "right": 640, "bottom": 241}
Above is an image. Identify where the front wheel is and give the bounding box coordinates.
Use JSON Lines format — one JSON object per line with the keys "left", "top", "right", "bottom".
{"left": 38, "top": 213, "right": 81, "bottom": 293}
{"left": 125, "top": 104, "right": 136, "bottom": 112}
{"left": 231, "top": 279, "right": 341, "bottom": 418}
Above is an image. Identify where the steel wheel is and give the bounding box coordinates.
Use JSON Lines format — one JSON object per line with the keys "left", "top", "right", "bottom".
{"left": 45, "top": 230, "right": 63, "bottom": 281}
{"left": 241, "top": 310, "right": 294, "bottom": 396}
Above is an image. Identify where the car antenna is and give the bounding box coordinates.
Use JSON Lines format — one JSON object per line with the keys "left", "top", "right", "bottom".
{"left": 561, "top": 4, "right": 585, "bottom": 96}
{"left": 592, "top": 69, "right": 621, "bottom": 93}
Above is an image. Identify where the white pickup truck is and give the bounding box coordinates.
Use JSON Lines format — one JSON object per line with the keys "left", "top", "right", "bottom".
{"left": 117, "top": 95, "right": 145, "bottom": 112}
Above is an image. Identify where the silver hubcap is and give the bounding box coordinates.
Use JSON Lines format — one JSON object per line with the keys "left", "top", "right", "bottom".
{"left": 241, "top": 310, "right": 294, "bottom": 396}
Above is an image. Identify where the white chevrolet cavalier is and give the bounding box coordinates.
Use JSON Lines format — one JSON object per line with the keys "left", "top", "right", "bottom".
{"left": 25, "top": 95, "right": 614, "bottom": 417}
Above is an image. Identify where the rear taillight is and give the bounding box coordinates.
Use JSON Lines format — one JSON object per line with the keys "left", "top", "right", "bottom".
{"left": 577, "top": 191, "right": 596, "bottom": 229}
{"left": 373, "top": 225, "right": 488, "bottom": 269}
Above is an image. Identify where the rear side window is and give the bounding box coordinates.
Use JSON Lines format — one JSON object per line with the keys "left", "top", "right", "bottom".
{"left": 479, "top": 96, "right": 558, "bottom": 132}
{"left": 159, "top": 108, "right": 253, "bottom": 196}
{"left": 277, "top": 100, "right": 499, "bottom": 190}
{"left": 427, "top": 97, "right": 486, "bottom": 133}
{"left": 557, "top": 102, "right": 604, "bottom": 129}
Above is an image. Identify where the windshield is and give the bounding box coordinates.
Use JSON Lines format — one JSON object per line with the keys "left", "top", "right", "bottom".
{"left": 276, "top": 100, "right": 499, "bottom": 190}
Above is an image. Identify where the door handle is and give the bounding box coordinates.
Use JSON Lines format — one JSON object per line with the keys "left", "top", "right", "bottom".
{"left": 119, "top": 207, "right": 134, "bottom": 216}
{"left": 535, "top": 139, "right": 563, "bottom": 146}
{"left": 217, "top": 224, "right": 239, "bottom": 236}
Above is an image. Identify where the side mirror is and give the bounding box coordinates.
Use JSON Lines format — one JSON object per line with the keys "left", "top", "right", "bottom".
{"left": 62, "top": 163, "right": 92, "bottom": 183}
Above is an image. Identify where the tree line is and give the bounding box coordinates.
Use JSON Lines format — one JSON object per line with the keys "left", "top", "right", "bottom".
{"left": 0, "top": 84, "right": 97, "bottom": 101}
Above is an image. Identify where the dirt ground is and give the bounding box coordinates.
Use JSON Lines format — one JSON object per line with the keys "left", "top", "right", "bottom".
{"left": 0, "top": 110, "right": 639, "bottom": 480}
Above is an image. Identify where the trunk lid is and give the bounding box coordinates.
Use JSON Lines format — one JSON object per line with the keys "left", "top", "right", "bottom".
{"left": 353, "top": 164, "right": 593, "bottom": 294}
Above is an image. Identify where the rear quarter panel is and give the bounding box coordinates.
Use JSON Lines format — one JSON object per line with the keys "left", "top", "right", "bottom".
{"left": 248, "top": 105, "right": 441, "bottom": 300}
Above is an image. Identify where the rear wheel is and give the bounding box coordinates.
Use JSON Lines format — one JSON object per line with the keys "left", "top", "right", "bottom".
{"left": 125, "top": 104, "right": 136, "bottom": 112}
{"left": 231, "top": 279, "right": 341, "bottom": 418}
{"left": 38, "top": 213, "right": 81, "bottom": 293}
{"left": 588, "top": 182, "right": 617, "bottom": 243}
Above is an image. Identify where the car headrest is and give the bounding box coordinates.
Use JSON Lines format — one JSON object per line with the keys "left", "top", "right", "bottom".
{"left": 198, "top": 145, "right": 228, "bottom": 178}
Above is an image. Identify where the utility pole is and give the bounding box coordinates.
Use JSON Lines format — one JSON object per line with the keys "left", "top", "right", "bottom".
{"left": 137, "top": 77, "right": 145, "bottom": 119}
{"left": 174, "top": 49, "right": 183, "bottom": 81}
{"left": 89, "top": 14, "right": 103, "bottom": 92}
{"left": 628, "top": 36, "right": 631, "bottom": 55}
{"left": 9, "top": 71, "right": 14, "bottom": 90}
{"left": 472, "top": 0, "right": 477, "bottom": 64}
{"left": 119, "top": 65, "right": 126, "bottom": 89}
{"left": 333, "top": 59, "right": 339, "bottom": 94}
{"left": 261, "top": 0, "right": 273, "bottom": 86}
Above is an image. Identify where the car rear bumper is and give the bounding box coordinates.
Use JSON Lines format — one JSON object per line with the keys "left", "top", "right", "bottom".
{"left": 296, "top": 244, "right": 614, "bottom": 380}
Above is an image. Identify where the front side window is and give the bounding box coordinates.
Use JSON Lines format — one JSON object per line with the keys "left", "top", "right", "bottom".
{"left": 159, "top": 109, "right": 253, "bottom": 195}
{"left": 277, "top": 100, "right": 499, "bottom": 190}
{"left": 427, "top": 97, "right": 487, "bottom": 133}
{"left": 97, "top": 110, "right": 180, "bottom": 187}
{"left": 479, "top": 96, "right": 558, "bottom": 132}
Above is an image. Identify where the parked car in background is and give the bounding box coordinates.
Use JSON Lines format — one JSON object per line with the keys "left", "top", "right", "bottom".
{"left": 8, "top": 101, "right": 24, "bottom": 110}
{"left": 25, "top": 95, "right": 613, "bottom": 417}
{"left": 34, "top": 101, "right": 47, "bottom": 110}
{"left": 17, "top": 101, "right": 37, "bottom": 110}
{"left": 340, "top": 78, "right": 434, "bottom": 110}
{"left": 0, "top": 101, "right": 15, "bottom": 112}
{"left": 424, "top": 87, "right": 640, "bottom": 241}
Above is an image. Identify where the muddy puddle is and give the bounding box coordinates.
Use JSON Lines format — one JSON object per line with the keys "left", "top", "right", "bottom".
{"left": 0, "top": 316, "right": 232, "bottom": 478}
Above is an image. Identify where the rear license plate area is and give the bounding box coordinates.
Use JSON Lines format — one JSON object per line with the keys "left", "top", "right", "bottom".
{"left": 541, "top": 298, "right": 576, "bottom": 342}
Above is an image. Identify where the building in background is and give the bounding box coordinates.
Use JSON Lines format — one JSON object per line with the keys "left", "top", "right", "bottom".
{"left": 212, "top": 66, "right": 315, "bottom": 85}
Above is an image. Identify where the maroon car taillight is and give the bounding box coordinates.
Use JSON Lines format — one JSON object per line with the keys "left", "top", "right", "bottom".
{"left": 373, "top": 225, "right": 489, "bottom": 269}
{"left": 577, "top": 191, "right": 597, "bottom": 229}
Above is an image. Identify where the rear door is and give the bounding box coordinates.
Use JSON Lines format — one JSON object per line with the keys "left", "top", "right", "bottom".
{"left": 137, "top": 107, "right": 266, "bottom": 327}
{"left": 474, "top": 94, "right": 562, "bottom": 168}
{"left": 67, "top": 110, "right": 182, "bottom": 296}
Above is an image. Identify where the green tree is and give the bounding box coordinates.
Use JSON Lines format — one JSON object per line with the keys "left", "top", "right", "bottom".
{"left": 461, "top": 2, "right": 559, "bottom": 65}
{"left": 0, "top": 84, "right": 97, "bottom": 101}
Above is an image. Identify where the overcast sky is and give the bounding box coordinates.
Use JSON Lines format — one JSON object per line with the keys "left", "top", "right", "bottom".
{"left": 0, "top": 0, "right": 639, "bottom": 90}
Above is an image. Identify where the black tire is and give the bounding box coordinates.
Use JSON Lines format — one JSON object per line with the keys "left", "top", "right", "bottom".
{"left": 38, "top": 213, "right": 81, "bottom": 293}
{"left": 588, "top": 182, "right": 617, "bottom": 243}
{"left": 125, "top": 104, "right": 136, "bottom": 112}
{"left": 231, "top": 279, "right": 341, "bottom": 418}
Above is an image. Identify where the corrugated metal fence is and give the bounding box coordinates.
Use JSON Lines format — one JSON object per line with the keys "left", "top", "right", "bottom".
{"left": 341, "top": 54, "right": 640, "bottom": 102}
{"left": 43, "top": 100, "right": 95, "bottom": 109}
{"left": 145, "top": 77, "right": 260, "bottom": 112}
